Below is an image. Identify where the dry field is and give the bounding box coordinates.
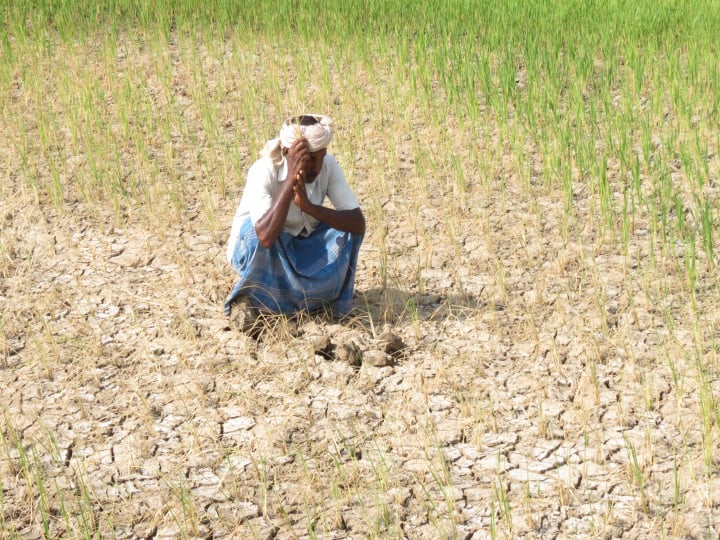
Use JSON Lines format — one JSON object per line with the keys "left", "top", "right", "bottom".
{"left": 2, "top": 9, "right": 720, "bottom": 540}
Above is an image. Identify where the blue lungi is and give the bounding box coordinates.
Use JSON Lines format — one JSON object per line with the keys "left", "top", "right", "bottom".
{"left": 224, "top": 218, "right": 363, "bottom": 316}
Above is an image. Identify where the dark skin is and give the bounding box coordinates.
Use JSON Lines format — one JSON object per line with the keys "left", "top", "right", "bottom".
{"left": 255, "top": 137, "right": 366, "bottom": 248}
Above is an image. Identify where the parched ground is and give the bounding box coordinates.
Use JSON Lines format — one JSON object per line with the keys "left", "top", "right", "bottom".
{"left": 2, "top": 34, "right": 720, "bottom": 540}
{"left": 3, "top": 174, "right": 719, "bottom": 539}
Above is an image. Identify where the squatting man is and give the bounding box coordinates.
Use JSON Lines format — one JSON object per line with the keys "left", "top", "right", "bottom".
{"left": 224, "top": 114, "right": 365, "bottom": 318}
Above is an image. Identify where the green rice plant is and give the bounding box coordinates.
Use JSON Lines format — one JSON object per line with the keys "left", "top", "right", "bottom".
{"left": 250, "top": 453, "right": 271, "bottom": 519}
{"left": 412, "top": 471, "right": 452, "bottom": 540}
{"left": 620, "top": 185, "right": 633, "bottom": 256}
{"left": 326, "top": 461, "right": 349, "bottom": 531}
{"left": 672, "top": 454, "right": 684, "bottom": 527}
{"left": 685, "top": 232, "right": 698, "bottom": 313}
{"left": 165, "top": 474, "right": 200, "bottom": 539}
{"left": 663, "top": 348, "right": 685, "bottom": 399}
{"left": 692, "top": 345, "right": 720, "bottom": 472}
{"left": 423, "top": 441, "right": 460, "bottom": 535}
{"left": 695, "top": 194, "right": 715, "bottom": 268}
{"left": 623, "top": 435, "right": 649, "bottom": 513}
{"left": 14, "top": 442, "right": 50, "bottom": 538}
{"left": 492, "top": 475, "right": 512, "bottom": 536}
{"left": 70, "top": 464, "right": 100, "bottom": 540}
{"left": 489, "top": 496, "right": 498, "bottom": 539}
{"left": 596, "top": 159, "right": 613, "bottom": 234}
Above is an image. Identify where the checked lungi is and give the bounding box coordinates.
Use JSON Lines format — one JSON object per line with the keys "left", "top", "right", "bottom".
{"left": 224, "top": 218, "right": 363, "bottom": 316}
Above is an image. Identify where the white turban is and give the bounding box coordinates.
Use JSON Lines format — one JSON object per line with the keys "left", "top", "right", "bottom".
{"left": 259, "top": 114, "right": 333, "bottom": 166}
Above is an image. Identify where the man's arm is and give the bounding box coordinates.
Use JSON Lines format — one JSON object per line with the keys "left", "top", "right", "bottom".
{"left": 293, "top": 178, "right": 366, "bottom": 235}
{"left": 254, "top": 139, "right": 310, "bottom": 248}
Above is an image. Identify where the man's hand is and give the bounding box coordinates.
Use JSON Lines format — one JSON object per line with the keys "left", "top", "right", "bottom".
{"left": 292, "top": 176, "right": 312, "bottom": 212}
{"left": 285, "top": 137, "right": 310, "bottom": 187}
{"left": 294, "top": 173, "right": 366, "bottom": 235}
{"left": 255, "top": 137, "right": 310, "bottom": 248}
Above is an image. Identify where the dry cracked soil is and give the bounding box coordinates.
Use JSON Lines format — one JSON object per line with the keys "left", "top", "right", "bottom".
{"left": 1, "top": 37, "right": 719, "bottom": 539}
{"left": 2, "top": 172, "right": 718, "bottom": 539}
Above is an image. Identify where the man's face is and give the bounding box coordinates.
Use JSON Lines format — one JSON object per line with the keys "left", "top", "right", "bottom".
{"left": 304, "top": 148, "right": 327, "bottom": 184}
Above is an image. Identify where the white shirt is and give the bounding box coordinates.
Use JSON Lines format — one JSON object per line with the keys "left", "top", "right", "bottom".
{"left": 226, "top": 153, "right": 359, "bottom": 261}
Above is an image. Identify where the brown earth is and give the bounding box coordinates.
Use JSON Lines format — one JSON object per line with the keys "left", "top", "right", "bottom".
{"left": 1, "top": 34, "right": 719, "bottom": 540}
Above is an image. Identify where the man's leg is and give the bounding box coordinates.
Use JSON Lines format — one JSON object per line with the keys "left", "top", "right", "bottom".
{"left": 225, "top": 219, "right": 363, "bottom": 316}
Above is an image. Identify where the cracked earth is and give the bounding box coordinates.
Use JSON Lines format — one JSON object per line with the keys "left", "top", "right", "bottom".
{"left": 1, "top": 32, "right": 719, "bottom": 540}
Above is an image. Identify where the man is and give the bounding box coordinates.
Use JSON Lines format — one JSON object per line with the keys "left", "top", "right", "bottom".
{"left": 224, "top": 114, "right": 365, "bottom": 318}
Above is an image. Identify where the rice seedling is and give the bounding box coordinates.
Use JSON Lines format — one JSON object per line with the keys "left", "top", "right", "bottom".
{"left": 623, "top": 434, "right": 649, "bottom": 513}
{"left": 492, "top": 474, "right": 513, "bottom": 537}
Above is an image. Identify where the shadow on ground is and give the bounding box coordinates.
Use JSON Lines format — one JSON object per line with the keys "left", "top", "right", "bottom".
{"left": 352, "top": 286, "right": 489, "bottom": 324}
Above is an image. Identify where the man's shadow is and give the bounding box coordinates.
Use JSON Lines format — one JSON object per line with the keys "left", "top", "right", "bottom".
{"left": 350, "top": 286, "right": 488, "bottom": 327}
{"left": 233, "top": 286, "right": 487, "bottom": 342}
